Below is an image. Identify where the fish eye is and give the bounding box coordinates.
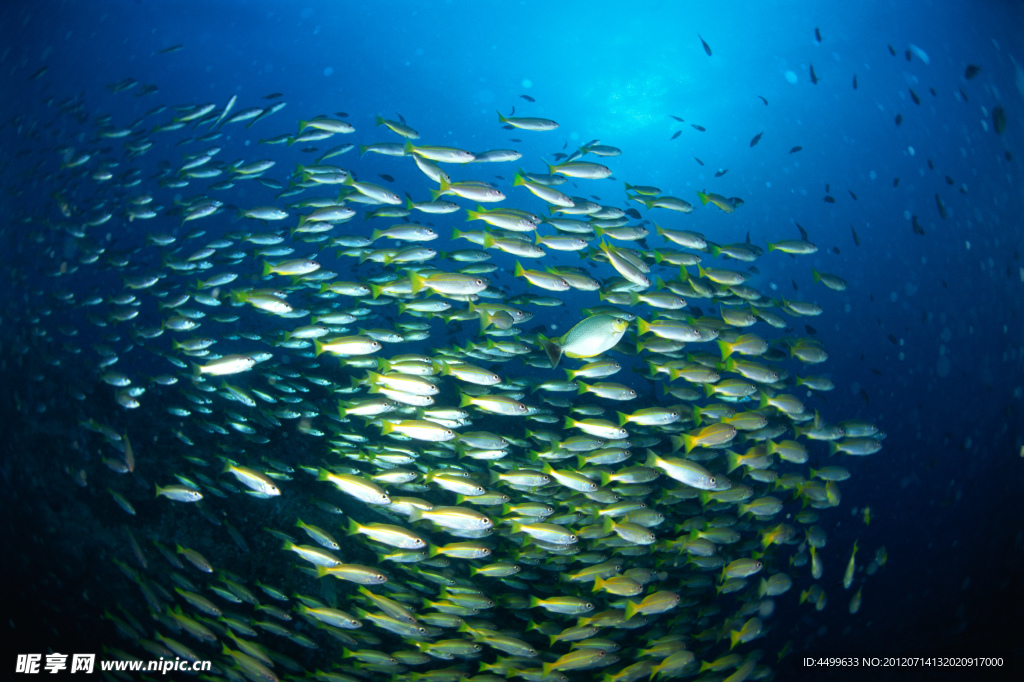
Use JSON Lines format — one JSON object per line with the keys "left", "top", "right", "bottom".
{"left": 474, "top": 279, "right": 484, "bottom": 285}
{"left": 570, "top": 535, "right": 577, "bottom": 541}
{"left": 708, "top": 477, "right": 717, "bottom": 485}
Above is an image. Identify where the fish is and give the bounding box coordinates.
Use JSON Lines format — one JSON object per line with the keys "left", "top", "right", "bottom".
{"left": 691, "top": 123, "right": 706, "bottom": 131}
{"left": 669, "top": 114, "right": 684, "bottom": 122}
{"left": 750, "top": 131, "right": 763, "bottom": 147}
{"left": 670, "top": 130, "right": 681, "bottom": 140}
{"left": 993, "top": 106, "right": 1007, "bottom": 134}
{"left": 497, "top": 110, "right": 558, "bottom": 131}
{"left": 853, "top": 74, "right": 858, "bottom": 89}
{"left": 912, "top": 214, "right": 925, "bottom": 235}
{"left": 789, "top": 145, "right": 802, "bottom": 153}
{"left": 810, "top": 63, "right": 819, "bottom": 84}
{"left": 814, "top": 27, "right": 822, "bottom": 42}
{"left": 698, "top": 33, "right": 712, "bottom": 56}
{"left": 157, "top": 44, "right": 184, "bottom": 54}
{"left": 520, "top": 94, "right": 535, "bottom": 102}
{"left": 757, "top": 95, "right": 768, "bottom": 105}
{"left": 540, "top": 314, "right": 630, "bottom": 367}
{"left": 696, "top": 189, "right": 734, "bottom": 213}
{"left": 964, "top": 64, "right": 981, "bottom": 79}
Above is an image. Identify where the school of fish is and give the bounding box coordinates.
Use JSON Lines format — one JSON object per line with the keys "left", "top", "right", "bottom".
{"left": 6, "top": 44, "right": 893, "bottom": 682}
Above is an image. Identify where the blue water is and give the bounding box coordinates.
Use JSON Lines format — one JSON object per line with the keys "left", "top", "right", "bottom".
{"left": 2, "top": 1, "right": 1022, "bottom": 680}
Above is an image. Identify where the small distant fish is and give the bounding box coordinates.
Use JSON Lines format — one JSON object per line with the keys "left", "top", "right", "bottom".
{"left": 698, "top": 33, "right": 712, "bottom": 56}
{"left": 909, "top": 89, "right": 920, "bottom": 105}
{"left": 625, "top": 208, "right": 641, "bottom": 219}
{"left": 824, "top": 195, "right": 835, "bottom": 203}
{"left": 520, "top": 94, "right": 535, "bottom": 102}
{"left": 993, "top": 106, "right": 1006, "bottom": 134}
{"left": 299, "top": 147, "right": 318, "bottom": 153}
{"left": 929, "top": 87, "right": 937, "bottom": 96}
{"left": 810, "top": 64, "right": 819, "bottom": 84}
{"left": 264, "top": 92, "right": 284, "bottom": 99}
{"left": 379, "top": 174, "right": 395, "bottom": 183}
{"left": 893, "top": 177, "right": 900, "bottom": 187}
{"left": 509, "top": 138, "right": 521, "bottom": 142}
{"left": 895, "top": 114, "right": 902, "bottom": 126}
{"left": 749, "top": 131, "right": 763, "bottom": 147}
{"left": 691, "top": 124, "right": 706, "bottom": 132}
{"left": 935, "top": 194, "right": 947, "bottom": 219}
{"left": 964, "top": 64, "right": 981, "bottom": 79}
{"left": 694, "top": 157, "right": 704, "bottom": 165}
{"left": 814, "top": 27, "right": 822, "bottom": 42}
{"left": 158, "top": 44, "right": 184, "bottom": 55}
{"left": 945, "top": 175, "right": 954, "bottom": 185}
{"left": 927, "top": 159, "right": 934, "bottom": 170}
{"left": 909, "top": 44, "right": 930, "bottom": 64}
{"left": 757, "top": 95, "right": 768, "bottom": 106}
{"left": 29, "top": 66, "right": 48, "bottom": 80}
{"left": 671, "top": 131, "right": 681, "bottom": 140}
{"left": 789, "top": 146, "right": 802, "bottom": 154}
{"left": 851, "top": 227, "right": 860, "bottom": 245}
{"left": 669, "top": 115, "right": 684, "bottom": 122}
{"left": 888, "top": 44, "right": 896, "bottom": 56}
{"left": 853, "top": 75, "right": 858, "bottom": 90}
{"left": 958, "top": 87, "right": 969, "bottom": 102}
{"left": 912, "top": 214, "right": 924, "bottom": 235}
{"left": 335, "top": 111, "right": 349, "bottom": 118}
{"left": 715, "top": 169, "right": 729, "bottom": 177}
